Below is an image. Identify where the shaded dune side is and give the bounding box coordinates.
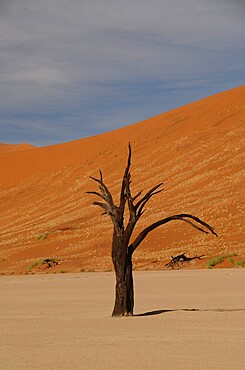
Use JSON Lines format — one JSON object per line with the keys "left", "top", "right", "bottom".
{"left": 0, "top": 86, "right": 244, "bottom": 273}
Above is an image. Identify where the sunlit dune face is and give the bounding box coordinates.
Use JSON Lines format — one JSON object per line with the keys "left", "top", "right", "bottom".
{"left": 0, "top": 86, "right": 244, "bottom": 274}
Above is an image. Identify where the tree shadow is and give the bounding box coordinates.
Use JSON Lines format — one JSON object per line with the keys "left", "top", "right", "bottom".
{"left": 135, "top": 308, "right": 245, "bottom": 317}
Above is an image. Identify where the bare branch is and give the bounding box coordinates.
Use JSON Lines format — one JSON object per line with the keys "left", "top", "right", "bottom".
{"left": 92, "top": 201, "right": 113, "bottom": 215}
{"left": 180, "top": 219, "right": 209, "bottom": 234}
{"left": 119, "top": 143, "right": 132, "bottom": 209}
{"left": 134, "top": 183, "right": 163, "bottom": 219}
{"left": 89, "top": 171, "right": 115, "bottom": 208}
{"left": 135, "top": 183, "right": 163, "bottom": 210}
{"left": 179, "top": 214, "right": 218, "bottom": 236}
{"left": 125, "top": 142, "right": 132, "bottom": 177}
{"left": 132, "top": 190, "right": 143, "bottom": 201}
{"left": 92, "top": 201, "right": 123, "bottom": 236}
{"left": 123, "top": 183, "right": 164, "bottom": 245}
{"left": 129, "top": 213, "right": 218, "bottom": 253}
{"left": 137, "top": 189, "right": 163, "bottom": 217}
{"left": 99, "top": 169, "right": 103, "bottom": 182}
{"left": 89, "top": 175, "right": 101, "bottom": 184}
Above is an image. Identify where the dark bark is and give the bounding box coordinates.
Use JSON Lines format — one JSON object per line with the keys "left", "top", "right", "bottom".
{"left": 112, "top": 248, "right": 134, "bottom": 317}
{"left": 165, "top": 253, "right": 205, "bottom": 269}
{"left": 129, "top": 213, "right": 217, "bottom": 254}
{"left": 87, "top": 143, "right": 218, "bottom": 317}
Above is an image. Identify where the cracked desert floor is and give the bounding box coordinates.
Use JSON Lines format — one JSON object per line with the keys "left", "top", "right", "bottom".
{"left": 1, "top": 269, "right": 245, "bottom": 370}
{"left": 0, "top": 269, "right": 245, "bottom": 370}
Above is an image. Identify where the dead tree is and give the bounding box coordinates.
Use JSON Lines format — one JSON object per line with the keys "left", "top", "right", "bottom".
{"left": 165, "top": 253, "right": 205, "bottom": 269}
{"left": 87, "top": 143, "right": 218, "bottom": 317}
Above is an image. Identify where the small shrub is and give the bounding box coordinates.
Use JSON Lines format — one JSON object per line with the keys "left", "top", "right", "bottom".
{"left": 29, "top": 261, "right": 42, "bottom": 270}
{"left": 228, "top": 257, "right": 234, "bottom": 264}
{"left": 206, "top": 253, "right": 240, "bottom": 269}
{"left": 36, "top": 232, "right": 49, "bottom": 241}
{"left": 236, "top": 260, "right": 245, "bottom": 267}
{"left": 206, "top": 256, "right": 225, "bottom": 269}
{"left": 28, "top": 258, "right": 60, "bottom": 270}
{"left": 36, "top": 230, "right": 57, "bottom": 241}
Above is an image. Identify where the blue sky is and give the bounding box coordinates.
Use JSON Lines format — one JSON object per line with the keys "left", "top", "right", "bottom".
{"left": 0, "top": 0, "right": 244, "bottom": 147}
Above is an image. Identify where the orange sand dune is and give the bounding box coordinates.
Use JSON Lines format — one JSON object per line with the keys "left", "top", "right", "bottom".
{"left": 0, "top": 143, "right": 35, "bottom": 154}
{"left": 0, "top": 86, "right": 244, "bottom": 274}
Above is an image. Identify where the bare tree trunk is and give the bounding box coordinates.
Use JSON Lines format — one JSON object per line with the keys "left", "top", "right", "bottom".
{"left": 112, "top": 238, "right": 134, "bottom": 317}
{"left": 125, "top": 251, "right": 134, "bottom": 315}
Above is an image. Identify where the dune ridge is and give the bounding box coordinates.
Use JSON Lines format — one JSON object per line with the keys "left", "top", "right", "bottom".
{"left": 0, "top": 143, "right": 35, "bottom": 154}
{"left": 0, "top": 86, "right": 244, "bottom": 274}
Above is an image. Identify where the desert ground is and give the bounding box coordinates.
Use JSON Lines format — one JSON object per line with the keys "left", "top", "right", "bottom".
{"left": 1, "top": 269, "right": 245, "bottom": 370}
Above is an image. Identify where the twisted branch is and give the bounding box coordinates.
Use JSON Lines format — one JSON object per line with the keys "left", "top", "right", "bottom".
{"left": 129, "top": 213, "right": 218, "bottom": 253}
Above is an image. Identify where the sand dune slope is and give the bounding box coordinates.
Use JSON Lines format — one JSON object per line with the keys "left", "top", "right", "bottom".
{"left": 0, "top": 143, "right": 35, "bottom": 153}
{"left": 0, "top": 86, "right": 244, "bottom": 274}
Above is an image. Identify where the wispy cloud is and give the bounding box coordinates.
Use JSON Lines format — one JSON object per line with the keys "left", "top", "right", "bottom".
{"left": 0, "top": 0, "right": 244, "bottom": 146}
